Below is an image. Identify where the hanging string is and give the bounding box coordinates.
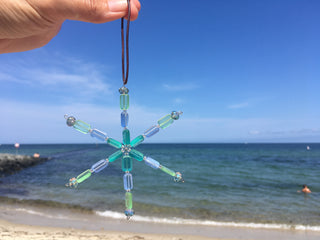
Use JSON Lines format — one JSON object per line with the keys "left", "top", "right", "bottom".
{"left": 121, "top": 0, "right": 131, "bottom": 86}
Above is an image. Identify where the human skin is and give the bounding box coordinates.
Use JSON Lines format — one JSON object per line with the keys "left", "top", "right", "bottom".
{"left": 0, "top": 0, "right": 141, "bottom": 53}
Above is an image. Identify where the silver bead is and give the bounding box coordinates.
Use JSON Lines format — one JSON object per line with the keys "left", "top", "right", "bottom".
{"left": 66, "top": 116, "right": 76, "bottom": 127}
{"left": 119, "top": 86, "right": 129, "bottom": 94}
{"left": 171, "top": 111, "right": 181, "bottom": 120}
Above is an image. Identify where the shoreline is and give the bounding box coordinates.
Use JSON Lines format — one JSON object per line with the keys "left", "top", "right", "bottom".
{"left": 1, "top": 202, "right": 320, "bottom": 240}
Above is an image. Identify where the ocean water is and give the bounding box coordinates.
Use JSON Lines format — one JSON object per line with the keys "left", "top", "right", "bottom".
{"left": 0, "top": 143, "right": 319, "bottom": 230}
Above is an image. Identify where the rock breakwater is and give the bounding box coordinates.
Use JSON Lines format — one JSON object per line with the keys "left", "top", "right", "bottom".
{"left": 0, "top": 154, "right": 49, "bottom": 176}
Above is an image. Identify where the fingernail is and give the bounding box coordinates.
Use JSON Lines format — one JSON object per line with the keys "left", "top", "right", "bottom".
{"left": 108, "top": 0, "right": 128, "bottom": 12}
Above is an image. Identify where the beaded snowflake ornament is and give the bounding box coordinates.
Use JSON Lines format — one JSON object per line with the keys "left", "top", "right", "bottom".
{"left": 64, "top": 86, "right": 183, "bottom": 218}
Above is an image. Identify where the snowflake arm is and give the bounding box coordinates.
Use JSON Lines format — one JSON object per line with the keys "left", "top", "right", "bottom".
{"left": 65, "top": 150, "right": 123, "bottom": 188}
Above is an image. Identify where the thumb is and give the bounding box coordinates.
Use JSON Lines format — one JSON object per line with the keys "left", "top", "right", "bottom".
{"left": 47, "top": 0, "right": 140, "bottom": 23}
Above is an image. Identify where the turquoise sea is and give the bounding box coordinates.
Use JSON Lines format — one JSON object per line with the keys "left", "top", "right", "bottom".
{"left": 0, "top": 143, "right": 319, "bottom": 230}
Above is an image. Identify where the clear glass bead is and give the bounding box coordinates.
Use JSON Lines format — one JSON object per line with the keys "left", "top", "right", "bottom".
{"left": 90, "top": 129, "right": 107, "bottom": 141}
{"left": 91, "top": 159, "right": 108, "bottom": 173}
{"left": 123, "top": 173, "right": 133, "bottom": 191}
{"left": 144, "top": 125, "right": 160, "bottom": 138}
{"left": 144, "top": 156, "right": 160, "bottom": 169}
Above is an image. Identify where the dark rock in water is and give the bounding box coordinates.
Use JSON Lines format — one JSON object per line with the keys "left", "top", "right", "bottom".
{"left": 0, "top": 153, "right": 49, "bottom": 176}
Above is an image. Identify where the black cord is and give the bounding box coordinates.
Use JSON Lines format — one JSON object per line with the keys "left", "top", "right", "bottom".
{"left": 121, "top": 0, "right": 131, "bottom": 86}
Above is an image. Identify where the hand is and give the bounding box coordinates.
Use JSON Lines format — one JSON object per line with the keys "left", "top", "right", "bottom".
{"left": 0, "top": 0, "right": 141, "bottom": 53}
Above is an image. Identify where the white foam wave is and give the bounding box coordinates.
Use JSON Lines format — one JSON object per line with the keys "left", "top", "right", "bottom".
{"left": 15, "top": 208, "right": 75, "bottom": 220}
{"left": 96, "top": 210, "right": 320, "bottom": 232}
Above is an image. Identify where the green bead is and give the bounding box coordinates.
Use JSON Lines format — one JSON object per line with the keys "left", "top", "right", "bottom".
{"left": 160, "top": 165, "right": 176, "bottom": 177}
{"left": 76, "top": 169, "right": 92, "bottom": 183}
{"left": 129, "top": 149, "right": 144, "bottom": 161}
{"left": 122, "top": 155, "right": 132, "bottom": 172}
{"left": 123, "top": 129, "right": 130, "bottom": 145}
{"left": 157, "top": 114, "right": 174, "bottom": 129}
{"left": 108, "top": 150, "right": 123, "bottom": 162}
{"left": 120, "top": 94, "right": 129, "bottom": 110}
{"left": 130, "top": 135, "right": 144, "bottom": 148}
{"left": 73, "top": 120, "right": 91, "bottom": 134}
{"left": 107, "top": 138, "right": 122, "bottom": 149}
{"left": 125, "top": 192, "right": 133, "bottom": 209}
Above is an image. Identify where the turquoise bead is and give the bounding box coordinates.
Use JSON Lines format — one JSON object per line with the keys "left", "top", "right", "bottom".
{"left": 107, "top": 138, "right": 122, "bottom": 149}
{"left": 122, "top": 155, "right": 133, "bottom": 172}
{"left": 129, "top": 149, "right": 144, "bottom": 161}
{"left": 123, "top": 129, "right": 130, "bottom": 145}
{"left": 108, "top": 150, "right": 123, "bottom": 162}
{"left": 130, "top": 135, "right": 144, "bottom": 148}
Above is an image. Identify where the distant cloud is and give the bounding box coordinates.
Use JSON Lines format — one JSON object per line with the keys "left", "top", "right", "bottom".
{"left": 228, "top": 102, "right": 249, "bottom": 109}
{"left": 174, "top": 98, "right": 184, "bottom": 104}
{"left": 249, "top": 130, "right": 260, "bottom": 135}
{"left": 0, "top": 54, "right": 113, "bottom": 99}
{"left": 267, "top": 128, "right": 320, "bottom": 135}
{"left": 163, "top": 82, "right": 198, "bottom": 91}
{"left": 249, "top": 128, "right": 320, "bottom": 137}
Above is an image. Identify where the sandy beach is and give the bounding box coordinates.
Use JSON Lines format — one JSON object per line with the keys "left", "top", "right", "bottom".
{"left": 1, "top": 202, "right": 320, "bottom": 240}
{"left": 0, "top": 219, "right": 212, "bottom": 240}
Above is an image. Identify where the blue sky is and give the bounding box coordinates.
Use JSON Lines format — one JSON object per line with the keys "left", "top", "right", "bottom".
{"left": 1, "top": 0, "right": 320, "bottom": 144}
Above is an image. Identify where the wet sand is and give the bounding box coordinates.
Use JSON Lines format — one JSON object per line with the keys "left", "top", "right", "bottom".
{"left": 0, "top": 203, "right": 320, "bottom": 240}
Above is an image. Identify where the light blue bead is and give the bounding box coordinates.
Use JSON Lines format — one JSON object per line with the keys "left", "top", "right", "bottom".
{"left": 91, "top": 159, "right": 108, "bottom": 173}
{"left": 90, "top": 129, "right": 107, "bottom": 141}
{"left": 121, "top": 110, "right": 129, "bottom": 128}
{"left": 123, "top": 172, "right": 133, "bottom": 191}
{"left": 144, "top": 157, "right": 160, "bottom": 169}
{"left": 144, "top": 125, "right": 160, "bottom": 138}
